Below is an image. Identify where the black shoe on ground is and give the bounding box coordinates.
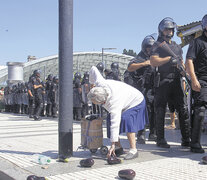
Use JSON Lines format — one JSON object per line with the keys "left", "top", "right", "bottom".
{"left": 191, "top": 147, "right": 205, "bottom": 153}
{"left": 148, "top": 133, "right": 157, "bottom": 141}
{"left": 137, "top": 135, "right": 146, "bottom": 144}
{"left": 181, "top": 141, "right": 190, "bottom": 147}
{"left": 29, "top": 115, "right": 34, "bottom": 118}
{"left": 157, "top": 139, "right": 170, "bottom": 148}
{"left": 115, "top": 147, "right": 124, "bottom": 157}
{"left": 34, "top": 116, "right": 41, "bottom": 121}
{"left": 190, "top": 143, "right": 205, "bottom": 153}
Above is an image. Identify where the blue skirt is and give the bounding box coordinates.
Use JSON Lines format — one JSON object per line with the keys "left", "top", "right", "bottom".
{"left": 107, "top": 99, "right": 149, "bottom": 138}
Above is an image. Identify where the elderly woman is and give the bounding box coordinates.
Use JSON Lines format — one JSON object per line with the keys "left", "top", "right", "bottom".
{"left": 88, "top": 66, "right": 148, "bottom": 160}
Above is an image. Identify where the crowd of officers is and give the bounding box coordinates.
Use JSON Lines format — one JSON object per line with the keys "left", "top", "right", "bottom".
{"left": 73, "top": 61, "right": 121, "bottom": 121}
{"left": 2, "top": 15, "right": 207, "bottom": 154}
{"left": 124, "top": 15, "right": 207, "bottom": 154}
{"left": 4, "top": 70, "right": 59, "bottom": 121}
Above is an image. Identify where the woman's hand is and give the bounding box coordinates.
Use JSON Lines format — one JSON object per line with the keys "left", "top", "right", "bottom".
{"left": 107, "top": 142, "right": 116, "bottom": 158}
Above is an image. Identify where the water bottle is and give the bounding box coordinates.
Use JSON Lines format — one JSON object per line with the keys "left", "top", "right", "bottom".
{"left": 32, "top": 154, "right": 51, "bottom": 165}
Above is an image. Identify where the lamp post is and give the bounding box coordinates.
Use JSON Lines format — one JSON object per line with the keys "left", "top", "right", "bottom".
{"left": 101, "top": 48, "right": 116, "bottom": 69}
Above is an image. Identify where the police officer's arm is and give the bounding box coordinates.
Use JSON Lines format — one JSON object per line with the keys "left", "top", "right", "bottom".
{"left": 33, "top": 84, "right": 42, "bottom": 89}
{"left": 28, "top": 89, "right": 33, "bottom": 97}
{"left": 128, "top": 60, "right": 151, "bottom": 72}
{"left": 150, "top": 55, "right": 171, "bottom": 67}
{"left": 185, "top": 58, "right": 201, "bottom": 92}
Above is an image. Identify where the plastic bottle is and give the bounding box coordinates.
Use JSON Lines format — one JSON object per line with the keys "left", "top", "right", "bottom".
{"left": 32, "top": 154, "right": 51, "bottom": 165}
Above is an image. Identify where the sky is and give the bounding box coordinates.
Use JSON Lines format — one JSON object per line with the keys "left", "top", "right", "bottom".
{"left": 0, "top": 0, "right": 206, "bottom": 66}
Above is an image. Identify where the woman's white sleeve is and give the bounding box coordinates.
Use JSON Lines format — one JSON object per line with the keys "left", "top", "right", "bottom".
{"left": 109, "top": 109, "right": 122, "bottom": 142}
{"left": 89, "top": 66, "right": 106, "bottom": 86}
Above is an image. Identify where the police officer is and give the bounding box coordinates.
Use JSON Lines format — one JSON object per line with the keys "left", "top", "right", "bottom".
{"left": 150, "top": 17, "right": 190, "bottom": 148}
{"left": 33, "top": 70, "right": 44, "bottom": 120}
{"left": 28, "top": 75, "right": 35, "bottom": 118}
{"left": 109, "top": 62, "right": 121, "bottom": 80}
{"left": 185, "top": 14, "right": 207, "bottom": 153}
{"left": 96, "top": 62, "right": 104, "bottom": 76}
{"left": 51, "top": 76, "right": 59, "bottom": 118}
{"left": 45, "top": 74, "right": 53, "bottom": 117}
{"left": 81, "top": 71, "right": 90, "bottom": 118}
{"left": 128, "top": 34, "right": 157, "bottom": 144}
{"left": 123, "top": 70, "right": 134, "bottom": 86}
{"left": 73, "top": 72, "right": 82, "bottom": 121}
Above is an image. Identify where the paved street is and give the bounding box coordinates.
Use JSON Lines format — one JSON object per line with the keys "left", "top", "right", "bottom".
{"left": 0, "top": 112, "right": 206, "bottom": 180}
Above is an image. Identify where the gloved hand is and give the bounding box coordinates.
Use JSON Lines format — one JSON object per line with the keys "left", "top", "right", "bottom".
{"left": 170, "top": 56, "right": 178, "bottom": 66}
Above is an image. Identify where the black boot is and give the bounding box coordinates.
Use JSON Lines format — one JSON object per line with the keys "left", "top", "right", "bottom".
{"left": 178, "top": 107, "right": 191, "bottom": 147}
{"left": 34, "top": 103, "right": 43, "bottom": 121}
{"left": 46, "top": 104, "right": 52, "bottom": 117}
{"left": 148, "top": 130, "right": 157, "bottom": 141}
{"left": 29, "top": 107, "right": 35, "bottom": 118}
{"left": 137, "top": 129, "right": 146, "bottom": 144}
{"left": 190, "top": 108, "right": 205, "bottom": 153}
{"left": 156, "top": 107, "right": 170, "bottom": 148}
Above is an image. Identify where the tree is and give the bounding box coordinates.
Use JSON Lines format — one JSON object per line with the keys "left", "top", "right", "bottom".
{"left": 122, "top": 49, "right": 137, "bottom": 57}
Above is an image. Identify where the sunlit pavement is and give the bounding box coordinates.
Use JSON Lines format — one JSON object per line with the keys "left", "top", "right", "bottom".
{"left": 0, "top": 112, "right": 206, "bottom": 180}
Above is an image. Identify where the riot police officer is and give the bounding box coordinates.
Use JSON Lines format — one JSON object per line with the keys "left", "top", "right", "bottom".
{"left": 32, "top": 70, "right": 44, "bottom": 120}
{"left": 96, "top": 62, "right": 104, "bottom": 76}
{"left": 28, "top": 75, "right": 35, "bottom": 118}
{"left": 185, "top": 14, "right": 207, "bottom": 153}
{"left": 51, "top": 76, "right": 59, "bottom": 118}
{"left": 109, "top": 62, "right": 121, "bottom": 80}
{"left": 128, "top": 34, "right": 157, "bottom": 143}
{"left": 73, "top": 72, "right": 82, "bottom": 121}
{"left": 81, "top": 71, "right": 90, "bottom": 117}
{"left": 150, "top": 17, "right": 190, "bottom": 148}
{"left": 123, "top": 70, "right": 134, "bottom": 86}
{"left": 45, "top": 74, "right": 53, "bottom": 117}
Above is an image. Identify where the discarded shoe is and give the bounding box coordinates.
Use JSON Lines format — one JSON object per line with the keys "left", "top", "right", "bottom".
{"left": 118, "top": 169, "right": 136, "bottom": 180}
{"left": 80, "top": 158, "right": 94, "bottom": 167}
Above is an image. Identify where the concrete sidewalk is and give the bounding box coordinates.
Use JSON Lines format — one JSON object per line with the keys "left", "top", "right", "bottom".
{"left": 0, "top": 112, "right": 206, "bottom": 180}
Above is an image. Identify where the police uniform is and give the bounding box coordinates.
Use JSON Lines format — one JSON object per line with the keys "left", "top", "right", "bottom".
{"left": 152, "top": 37, "right": 190, "bottom": 147}
{"left": 51, "top": 77, "right": 59, "bottom": 118}
{"left": 128, "top": 51, "right": 156, "bottom": 141}
{"left": 45, "top": 75, "right": 53, "bottom": 117}
{"left": 28, "top": 76, "right": 35, "bottom": 118}
{"left": 73, "top": 78, "right": 82, "bottom": 121}
{"left": 33, "top": 77, "right": 44, "bottom": 120}
{"left": 186, "top": 32, "right": 207, "bottom": 153}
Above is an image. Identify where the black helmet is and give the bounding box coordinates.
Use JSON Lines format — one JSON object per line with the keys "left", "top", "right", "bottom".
{"left": 158, "top": 17, "right": 176, "bottom": 38}
{"left": 96, "top": 62, "right": 104, "bottom": 72}
{"left": 202, "top": 14, "right": 207, "bottom": 30}
{"left": 111, "top": 62, "right": 119, "bottom": 70}
{"left": 141, "top": 34, "right": 157, "bottom": 55}
{"left": 33, "top": 69, "right": 41, "bottom": 77}
{"left": 74, "top": 72, "right": 81, "bottom": 79}
{"left": 53, "top": 75, "right": 59, "bottom": 82}
{"left": 83, "top": 71, "right": 89, "bottom": 79}
{"left": 46, "top": 74, "right": 53, "bottom": 81}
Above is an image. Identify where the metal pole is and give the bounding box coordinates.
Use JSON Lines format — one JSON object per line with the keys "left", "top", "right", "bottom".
{"left": 58, "top": 0, "right": 73, "bottom": 160}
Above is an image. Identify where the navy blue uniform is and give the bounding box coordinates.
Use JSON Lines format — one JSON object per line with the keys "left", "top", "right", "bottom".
{"left": 186, "top": 33, "right": 207, "bottom": 152}
{"left": 152, "top": 37, "right": 190, "bottom": 145}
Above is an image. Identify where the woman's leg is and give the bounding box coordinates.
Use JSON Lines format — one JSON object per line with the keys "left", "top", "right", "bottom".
{"left": 127, "top": 132, "right": 136, "bottom": 149}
